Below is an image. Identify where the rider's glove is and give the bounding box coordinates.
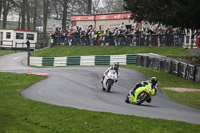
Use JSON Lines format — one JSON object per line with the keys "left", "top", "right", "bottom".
{"left": 115, "top": 80, "right": 118, "bottom": 82}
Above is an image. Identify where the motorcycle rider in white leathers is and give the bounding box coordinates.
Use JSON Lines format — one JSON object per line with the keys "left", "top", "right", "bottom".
{"left": 101, "top": 62, "right": 120, "bottom": 84}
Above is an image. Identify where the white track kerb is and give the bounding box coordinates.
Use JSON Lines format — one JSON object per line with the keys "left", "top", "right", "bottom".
{"left": 30, "top": 54, "right": 137, "bottom": 66}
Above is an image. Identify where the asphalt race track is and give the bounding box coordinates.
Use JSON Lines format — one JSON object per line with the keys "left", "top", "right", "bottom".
{"left": 1, "top": 52, "right": 200, "bottom": 124}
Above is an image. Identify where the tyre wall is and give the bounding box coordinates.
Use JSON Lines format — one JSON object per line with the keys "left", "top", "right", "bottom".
{"left": 136, "top": 53, "right": 200, "bottom": 83}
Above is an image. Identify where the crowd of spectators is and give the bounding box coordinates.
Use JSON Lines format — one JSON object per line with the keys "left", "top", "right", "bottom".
{"left": 49, "top": 26, "right": 186, "bottom": 46}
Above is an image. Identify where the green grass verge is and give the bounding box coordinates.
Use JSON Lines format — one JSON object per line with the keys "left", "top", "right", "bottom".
{"left": 0, "top": 72, "right": 200, "bottom": 132}
{"left": 0, "top": 50, "right": 15, "bottom": 56}
{"left": 124, "top": 65, "right": 200, "bottom": 110}
{"left": 32, "top": 46, "right": 192, "bottom": 57}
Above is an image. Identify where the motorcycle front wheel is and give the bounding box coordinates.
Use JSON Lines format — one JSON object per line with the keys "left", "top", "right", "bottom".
{"left": 107, "top": 79, "right": 114, "bottom": 92}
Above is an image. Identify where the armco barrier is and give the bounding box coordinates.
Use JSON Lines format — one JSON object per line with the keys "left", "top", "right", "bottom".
{"left": 30, "top": 54, "right": 137, "bottom": 67}
{"left": 136, "top": 53, "right": 200, "bottom": 84}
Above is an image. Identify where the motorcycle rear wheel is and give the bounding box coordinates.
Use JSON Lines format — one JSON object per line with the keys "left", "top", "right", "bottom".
{"left": 125, "top": 94, "right": 130, "bottom": 103}
{"left": 136, "top": 93, "right": 148, "bottom": 105}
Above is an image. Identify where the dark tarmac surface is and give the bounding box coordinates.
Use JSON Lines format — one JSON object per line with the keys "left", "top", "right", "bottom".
{"left": 1, "top": 52, "right": 200, "bottom": 124}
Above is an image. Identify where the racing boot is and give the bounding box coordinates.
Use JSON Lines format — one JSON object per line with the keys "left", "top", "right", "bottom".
{"left": 146, "top": 97, "right": 151, "bottom": 103}
{"left": 125, "top": 99, "right": 130, "bottom": 103}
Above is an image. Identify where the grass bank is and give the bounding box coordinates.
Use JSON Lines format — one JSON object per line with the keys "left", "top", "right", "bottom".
{"left": 32, "top": 46, "right": 192, "bottom": 57}
{"left": 0, "top": 72, "right": 200, "bottom": 132}
{"left": 0, "top": 50, "right": 15, "bottom": 56}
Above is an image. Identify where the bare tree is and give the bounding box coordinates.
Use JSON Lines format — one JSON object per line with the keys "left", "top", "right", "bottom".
{"left": 87, "top": 0, "right": 92, "bottom": 14}
{"left": 0, "top": 0, "right": 2, "bottom": 27}
{"left": 0, "top": 0, "right": 2, "bottom": 20}
{"left": 26, "top": 0, "right": 31, "bottom": 30}
{"left": 43, "top": 0, "right": 49, "bottom": 37}
{"left": 33, "top": 0, "right": 38, "bottom": 30}
{"left": 21, "top": 0, "right": 26, "bottom": 29}
{"left": 92, "top": 0, "right": 100, "bottom": 14}
{"left": 102, "top": 0, "right": 125, "bottom": 13}
{"left": 2, "top": 0, "right": 11, "bottom": 29}
{"left": 62, "top": 0, "right": 69, "bottom": 30}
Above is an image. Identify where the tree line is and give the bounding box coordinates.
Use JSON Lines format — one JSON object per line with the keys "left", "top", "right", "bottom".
{"left": 0, "top": 0, "right": 125, "bottom": 35}
{"left": 124, "top": 0, "right": 200, "bottom": 30}
{"left": 0, "top": 0, "right": 94, "bottom": 36}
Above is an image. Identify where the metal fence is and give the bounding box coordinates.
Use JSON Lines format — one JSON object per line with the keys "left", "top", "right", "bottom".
{"left": 0, "top": 40, "right": 35, "bottom": 51}
{"left": 51, "top": 34, "right": 186, "bottom": 47}
{"left": 0, "top": 40, "right": 14, "bottom": 49}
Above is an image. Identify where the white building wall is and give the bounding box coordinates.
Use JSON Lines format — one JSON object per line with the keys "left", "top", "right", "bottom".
{"left": 0, "top": 29, "right": 37, "bottom": 49}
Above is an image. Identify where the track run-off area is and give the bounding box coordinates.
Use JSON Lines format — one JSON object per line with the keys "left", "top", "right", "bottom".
{"left": 0, "top": 52, "right": 200, "bottom": 124}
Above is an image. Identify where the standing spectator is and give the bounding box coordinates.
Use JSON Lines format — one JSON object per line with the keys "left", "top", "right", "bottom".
{"left": 99, "top": 30, "right": 105, "bottom": 46}
{"left": 104, "top": 29, "right": 109, "bottom": 45}
{"left": 49, "top": 31, "right": 55, "bottom": 46}
{"left": 26, "top": 39, "right": 30, "bottom": 49}
{"left": 113, "top": 28, "right": 119, "bottom": 46}
{"left": 26, "top": 39, "right": 30, "bottom": 65}
{"left": 67, "top": 30, "right": 72, "bottom": 46}
{"left": 88, "top": 28, "right": 95, "bottom": 46}
{"left": 165, "top": 27, "right": 173, "bottom": 46}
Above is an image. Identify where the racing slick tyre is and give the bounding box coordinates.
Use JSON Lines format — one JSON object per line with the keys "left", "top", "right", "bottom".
{"left": 107, "top": 79, "right": 114, "bottom": 92}
{"left": 136, "top": 92, "right": 148, "bottom": 105}
{"left": 125, "top": 94, "right": 130, "bottom": 103}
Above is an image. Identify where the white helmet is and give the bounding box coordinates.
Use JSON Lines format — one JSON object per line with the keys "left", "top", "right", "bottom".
{"left": 113, "top": 62, "right": 119, "bottom": 69}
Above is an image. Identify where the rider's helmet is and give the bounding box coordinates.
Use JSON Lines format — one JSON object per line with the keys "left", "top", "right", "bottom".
{"left": 151, "top": 77, "right": 158, "bottom": 86}
{"left": 113, "top": 62, "right": 119, "bottom": 70}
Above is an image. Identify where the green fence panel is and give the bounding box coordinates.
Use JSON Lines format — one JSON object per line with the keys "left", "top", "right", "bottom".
{"left": 42, "top": 57, "right": 54, "bottom": 66}
{"left": 95, "top": 56, "right": 110, "bottom": 65}
{"left": 67, "top": 56, "right": 81, "bottom": 65}
{"left": 126, "top": 54, "right": 137, "bottom": 65}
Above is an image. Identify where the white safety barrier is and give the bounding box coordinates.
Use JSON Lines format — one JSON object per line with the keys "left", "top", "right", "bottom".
{"left": 110, "top": 55, "right": 127, "bottom": 65}
{"left": 80, "top": 56, "right": 95, "bottom": 66}
{"left": 30, "top": 57, "right": 43, "bottom": 66}
{"left": 54, "top": 57, "right": 67, "bottom": 66}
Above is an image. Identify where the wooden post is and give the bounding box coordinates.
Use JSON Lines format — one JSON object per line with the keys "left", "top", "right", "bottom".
{"left": 12, "top": 40, "right": 13, "bottom": 49}
{"left": 27, "top": 46, "right": 30, "bottom": 66}
{"left": 15, "top": 42, "right": 17, "bottom": 53}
